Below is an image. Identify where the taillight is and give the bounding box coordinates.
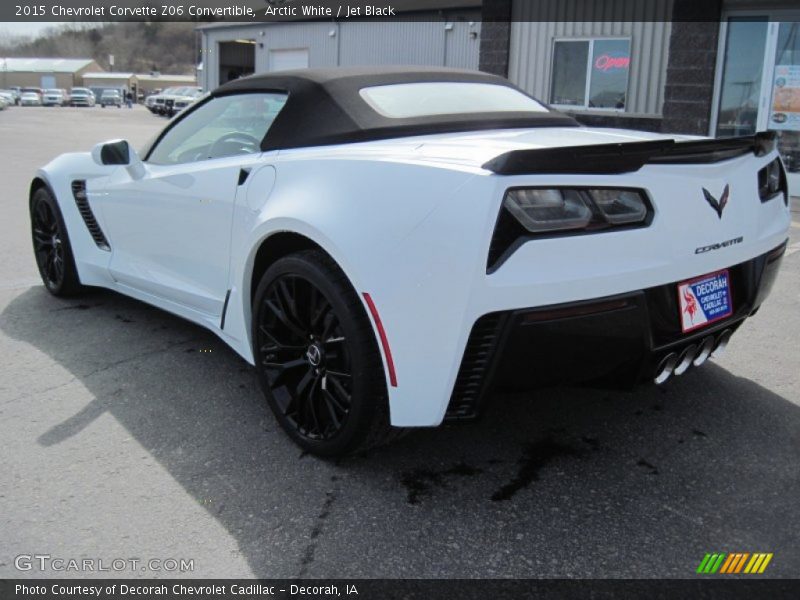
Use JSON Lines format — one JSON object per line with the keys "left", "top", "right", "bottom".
{"left": 758, "top": 157, "right": 788, "bottom": 205}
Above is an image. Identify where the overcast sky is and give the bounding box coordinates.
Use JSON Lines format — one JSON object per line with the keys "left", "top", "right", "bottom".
{"left": 0, "top": 22, "right": 64, "bottom": 39}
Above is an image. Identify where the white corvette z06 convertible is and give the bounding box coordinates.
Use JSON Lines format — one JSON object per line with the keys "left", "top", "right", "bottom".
{"left": 30, "top": 67, "right": 791, "bottom": 455}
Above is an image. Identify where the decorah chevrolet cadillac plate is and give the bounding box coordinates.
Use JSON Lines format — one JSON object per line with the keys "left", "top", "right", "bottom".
{"left": 29, "top": 67, "right": 791, "bottom": 455}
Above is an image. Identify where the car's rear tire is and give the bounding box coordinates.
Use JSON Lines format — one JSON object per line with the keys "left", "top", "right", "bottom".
{"left": 30, "top": 187, "right": 85, "bottom": 296}
{"left": 252, "top": 250, "right": 400, "bottom": 456}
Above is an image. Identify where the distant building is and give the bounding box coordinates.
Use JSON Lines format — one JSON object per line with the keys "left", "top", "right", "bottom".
{"left": 0, "top": 58, "right": 103, "bottom": 90}
{"left": 81, "top": 72, "right": 137, "bottom": 94}
{"left": 197, "top": 1, "right": 482, "bottom": 91}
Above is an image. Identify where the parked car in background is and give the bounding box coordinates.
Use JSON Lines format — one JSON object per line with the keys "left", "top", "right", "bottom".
{"left": 42, "top": 89, "right": 69, "bottom": 107}
{"left": 0, "top": 90, "right": 16, "bottom": 107}
{"left": 21, "top": 87, "right": 43, "bottom": 100}
{"left": 144, "top": 93, "right": 158, "bottom": 112}
{"left": 143, "top": 89, "right": 163, "bottom": 110}
{"left": 20, "top": 92, "right": 42, "bottom": 106}
{"left": 69, "top": 88, "right": 96, "bottom": 107}
{"left": 167, "top": 88, "right": 204, "bottom": 117}
{"left": 2, "top": 88, "right": 20, "bottom": 105}
{"left": 146, "top": 87, "right": 199, "bottom": 116}
{"left": 100, "top": 89, "right": 123, "bottom": 108}
{"left": 0, "top": 96, "right": 8, "bottom": 110}
{"left": 145, "top": 87, "right": 176, "bottom": 115}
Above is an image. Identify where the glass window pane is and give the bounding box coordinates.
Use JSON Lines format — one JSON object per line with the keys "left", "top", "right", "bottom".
{"left": 769, "top": 22, "right": 800, "bottom": 174}
{"left": 715, "top": 18, "right": 768, "bottom": 138}
{"left": 148, "top": 93, "right": 287, "bottom": 165}
{"left": 359, "top": 82, "right": 549, "bottom": 118}
{"left": 589, "top": 39, "right": 630, "bottom": 109}
{"left": 550, "top": 41, "right": 589, "bottom": 106}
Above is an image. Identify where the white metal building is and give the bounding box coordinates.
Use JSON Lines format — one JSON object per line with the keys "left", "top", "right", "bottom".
{"left": 198, "top": 7, "right": 482, "bottom": 92}
{"left": 0, "top": 57, "right": 102, "bottom": 90}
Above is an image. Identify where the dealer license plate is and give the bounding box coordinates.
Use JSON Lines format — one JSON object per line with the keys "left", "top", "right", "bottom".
{"left": 677, "top": 270, "right": 733, "bottom": 333}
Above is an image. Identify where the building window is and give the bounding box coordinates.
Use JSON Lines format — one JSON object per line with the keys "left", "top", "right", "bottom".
{"left": 714, "top": 18, "right": 768, "bottom": 137}
{"left": 550, "top": 39, "right": 631, "bottom": 111}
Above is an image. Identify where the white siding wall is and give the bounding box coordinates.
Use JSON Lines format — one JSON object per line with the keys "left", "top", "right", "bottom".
{"left": 201, "top": 16, "right": 481, "bottom": 91}
{"left": 508, "top": 0, "right": 673, "bottom": 116}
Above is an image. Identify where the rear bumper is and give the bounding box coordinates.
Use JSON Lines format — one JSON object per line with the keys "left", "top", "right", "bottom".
{"left": 446, "top": 240, "right": 787, "bottom": 419}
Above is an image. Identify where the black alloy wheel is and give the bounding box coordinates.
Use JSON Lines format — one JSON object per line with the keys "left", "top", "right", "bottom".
{"left": 253, "top": 250, "right": 397, "bottom": 456}
{"left": 257, "top": 273, "right": 354, "bottom": 441}
{"left": 30, "top": 187, "right": 84, "bottom": 296}
{"left": 32, "top": 199, "right": 65, "bottom": 289}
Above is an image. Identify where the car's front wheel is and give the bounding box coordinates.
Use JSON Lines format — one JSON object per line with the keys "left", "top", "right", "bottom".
{"left": 252, "top": 250, "right": 399, "bottom": 456}
{"left": 30, "top": 187, "right": 84, "bottom": 296}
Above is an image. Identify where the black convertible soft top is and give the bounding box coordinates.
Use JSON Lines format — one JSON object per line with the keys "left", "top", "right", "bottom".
{"left": 214, "top": 66, "right": 579, "bottom": 150}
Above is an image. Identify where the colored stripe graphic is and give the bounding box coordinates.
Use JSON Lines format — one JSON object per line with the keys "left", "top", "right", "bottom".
{"left": 734, "top": 553, "right": 749, "bottom": 573}
{"left": 722, "top": 553, "right": 740, "bottom": 574}
{"left": 703, "top": 554, "right": 720, "bottom": 574}
{"left": 744, "top": 554, "right": 760, "bottom": 574}
{"left": 710, "top": 554, "right": 725, "bottom": 573}
{"left": 699, "top": 553, "right": 773, "bottom": 574}
{"left": 719, "top": 554, "right": 736, "bottom": 574}
{"left": 696, "top": 554, "right": 712, "bottom": 574}
{"left": 759, "top": 554, "right": 773, "bottom": 573}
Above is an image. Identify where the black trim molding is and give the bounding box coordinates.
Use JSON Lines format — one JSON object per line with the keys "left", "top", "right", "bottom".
{"left": 71, "top": 180, "right": 110, "bottom": 251}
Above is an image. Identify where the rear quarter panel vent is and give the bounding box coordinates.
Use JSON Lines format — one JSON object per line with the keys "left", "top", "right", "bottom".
{"left": 446, "top": 312, "right": 506, "bottom": 419}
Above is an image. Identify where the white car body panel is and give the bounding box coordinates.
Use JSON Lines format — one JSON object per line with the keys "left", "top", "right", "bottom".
{"left": 34, "top": 123, "right": 791, "bottom": 427}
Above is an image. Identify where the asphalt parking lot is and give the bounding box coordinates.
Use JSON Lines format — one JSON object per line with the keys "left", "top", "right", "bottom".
{"left": 1, "top": 105, "right": 799, "bottom": 579}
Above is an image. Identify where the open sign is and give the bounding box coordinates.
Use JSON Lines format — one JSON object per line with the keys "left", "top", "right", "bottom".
{"left": 594, "top": 53, "right": 630, "bottom": 72}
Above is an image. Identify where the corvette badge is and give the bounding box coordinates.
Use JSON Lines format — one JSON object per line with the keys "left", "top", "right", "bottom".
{"left": 702, "top": 184, "right": 730, "bottom": 219}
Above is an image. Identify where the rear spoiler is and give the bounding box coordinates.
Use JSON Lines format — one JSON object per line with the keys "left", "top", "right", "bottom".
{"left": 482, "top": 131, "right": 777, "bottom": 175}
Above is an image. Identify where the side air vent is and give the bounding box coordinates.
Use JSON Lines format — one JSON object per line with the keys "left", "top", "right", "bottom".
{"left": 445, "top": 312, "right": 506, "bottom": 420}
{"left": 487, "top": 206, "right": 527, "bottom": 273}
{"left": 71, "top": 180, "right": 110, "bottom": 251}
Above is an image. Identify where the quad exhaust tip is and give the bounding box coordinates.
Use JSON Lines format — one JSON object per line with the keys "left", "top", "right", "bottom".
{"left": 654, "top": 353, "right": 679, "bottom": 385}
{"left": 653, "top": 329, "right": 733, "bottom": 385}
{"left": 654, "top": 330, "right": 733, "bottom": 385}
{"left": 693, "top": 336, "right": 715, "bottom": 367}
{"left": 713, "top": 329, "right": 733, "bottom": 358}
{"left": 674, "top": 344, "right": 698, "bottom": 376}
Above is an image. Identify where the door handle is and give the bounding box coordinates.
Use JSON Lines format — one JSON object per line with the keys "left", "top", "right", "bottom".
{"left": 238, "top": 168, "right": 251, "bottom": 186}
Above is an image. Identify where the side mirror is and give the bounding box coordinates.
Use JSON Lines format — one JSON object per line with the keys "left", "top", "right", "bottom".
{"left": 92, "top": 139, "right": 131, "bottom": 165}
{"left": 91, "top": 139, "right": 145, "bottom": 179}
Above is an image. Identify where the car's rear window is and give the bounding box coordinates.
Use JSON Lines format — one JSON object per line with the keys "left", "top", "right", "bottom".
{"left": 358, "top": 82, "right": 549, "bottom": 119}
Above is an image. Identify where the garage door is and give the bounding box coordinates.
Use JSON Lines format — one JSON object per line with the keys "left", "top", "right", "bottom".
{"left": 269, "top": 49, "right": 310, "bottom": 72}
